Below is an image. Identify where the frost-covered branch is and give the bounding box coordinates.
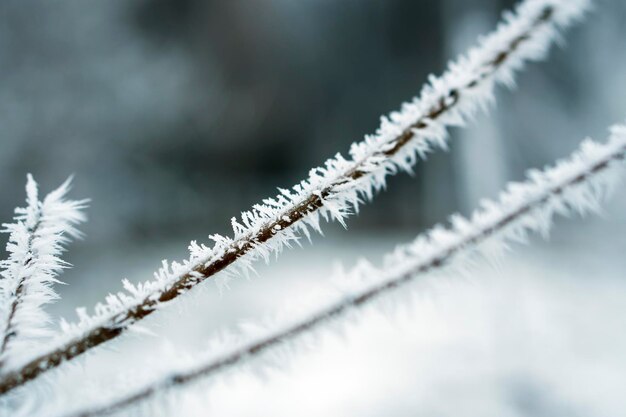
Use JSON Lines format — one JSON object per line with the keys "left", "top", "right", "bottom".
{"left": 0, "top": 0, "right": 590, "bottom": 395}
{"left": 60, "top": 123, "right": 626, "bottom": 417}
{"left": 0, "top": 176, "right": 87, "bottom": 371}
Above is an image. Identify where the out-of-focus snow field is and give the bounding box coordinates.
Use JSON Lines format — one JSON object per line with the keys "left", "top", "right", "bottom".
{"left": 35, "top": 191, "right": 626, "bottom": 417}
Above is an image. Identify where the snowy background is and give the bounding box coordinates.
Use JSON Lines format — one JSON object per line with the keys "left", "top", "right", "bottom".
{"left": 1, "top": 0, "right": 626, "bottom": 416}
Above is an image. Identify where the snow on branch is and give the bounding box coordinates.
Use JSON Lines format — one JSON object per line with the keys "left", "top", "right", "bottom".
{"left": 0, "top": 0, "right": 590, "bottom": 395}
{"left": 59, "top": 123, "right": 626, "bottom": 417}
{"left": 0, "top": 176, "right": 87, "bottom": 371}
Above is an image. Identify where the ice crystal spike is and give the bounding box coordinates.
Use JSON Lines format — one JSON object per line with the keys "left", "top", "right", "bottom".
{"left": 0, "top": 176, "right": 87, "bottom": 370}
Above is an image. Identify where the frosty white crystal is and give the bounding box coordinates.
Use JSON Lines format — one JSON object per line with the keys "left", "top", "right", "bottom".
{"left": 0, "top": 176, "right": 87, "bottom": 369}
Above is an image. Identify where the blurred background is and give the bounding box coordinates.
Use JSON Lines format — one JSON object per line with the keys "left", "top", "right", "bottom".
{"left": 1, "top": 1, "right": 626, "bottom": 416}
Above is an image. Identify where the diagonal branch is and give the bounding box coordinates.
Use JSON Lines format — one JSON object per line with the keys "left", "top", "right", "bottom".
{"left": 0, "top": 0, "right": 590, "bottom": 396}
{"left": 60, "top": 123, "right": 626, "bottom": 417}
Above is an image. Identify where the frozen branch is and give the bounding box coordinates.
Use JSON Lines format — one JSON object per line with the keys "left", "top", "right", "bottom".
{"left": 0, "top": 0, "right": 590, "bottom": 395}
{"left": 60, "top": 123, "right": 626, "bottom": 417}
{"left": 0, "top": 176, "right": 87, "bottom": 371}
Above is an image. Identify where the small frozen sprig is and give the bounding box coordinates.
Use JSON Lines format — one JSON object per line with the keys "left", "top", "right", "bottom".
{"left": 0, "top": 0, "right": 590, "bottom": 395}
{"left": 0, "top": 175, "right": 87, "bottom": 370}
{"left": 56, "top": 124, "right": 626, "bottom": 417}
